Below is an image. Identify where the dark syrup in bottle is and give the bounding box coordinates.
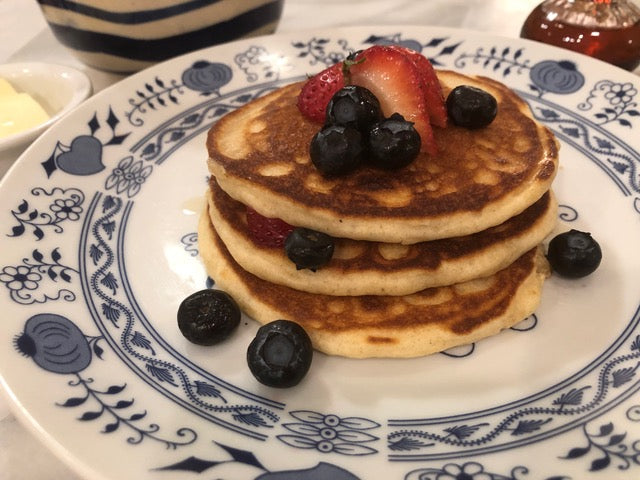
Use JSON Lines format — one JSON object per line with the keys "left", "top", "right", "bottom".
{"left": 521, "top": 0, "right": 640, "bottom": 71}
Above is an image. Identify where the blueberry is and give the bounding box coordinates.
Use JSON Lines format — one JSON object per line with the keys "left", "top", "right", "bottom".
{"left": 247, "top": 320, "right": 313, "bottom": 388}
{"left": 177, "top": 289, "right": 241, "bottom": 345}
{"left": 284, "top": 227, "right": 335, "bottom": 271}
{"left": 446, "top": 85, "right": 498, "bottom": 129}
{"left": 326, "top": 85, "right": 383, "bottom": 131}
{"left": 547, "top": 229, "right": 602, "bottom": 278}
{"left": 368, "top": 113, "right": 421, "bottom": 169}
{"left": 310, "top": 124, "right": 364, "bottom": 176}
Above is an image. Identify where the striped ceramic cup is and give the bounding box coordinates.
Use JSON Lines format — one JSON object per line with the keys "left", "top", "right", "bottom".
{"left": 36, "top": 0, "right": 285, "bottom": 73}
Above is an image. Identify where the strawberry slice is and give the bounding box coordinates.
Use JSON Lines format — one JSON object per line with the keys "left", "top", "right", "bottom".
{"left": 297, "top": 62, "right": 345, "bottom": 123}
{"left": 387, "top": 45, "right": 448, "bottom": 128}
{"left": 350, "top": 46, "right": 437, "bottom": 155}
{"left": 246, "top": 207, "right": 294, "bottom": 248}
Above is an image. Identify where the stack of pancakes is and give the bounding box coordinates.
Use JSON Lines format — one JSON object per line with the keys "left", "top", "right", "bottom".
{"left": 200, "top": 70, "right": 559, "bottom": 358}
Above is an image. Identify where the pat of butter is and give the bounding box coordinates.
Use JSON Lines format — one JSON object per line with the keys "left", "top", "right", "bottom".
{"left": 0, "top": 78, "right": 17, "bottom": 97}
{"left": 0, "top": 78, "right": 50, "bottom": 139}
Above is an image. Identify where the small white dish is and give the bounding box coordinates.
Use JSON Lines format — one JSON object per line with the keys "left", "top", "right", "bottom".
{"left": 0, "top": 62, "right": 91, "bottom": 152}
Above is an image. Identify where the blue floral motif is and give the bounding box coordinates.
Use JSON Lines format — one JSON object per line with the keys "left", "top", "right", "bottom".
{"left": 181, "top": 232, "right": 199, "bottom": 257}
{"left": 604, "top": 82, "right": 636, "bottom": 106}
{"left": 50, "top": 197, "right": 83, "bottom": 220}
{"left": 529, "top": 102, "right": 640, "bottom": 196}
{"left": 7, "top": 187, "right": 85, "bottom": 240}
{"left": 558, "top": 204, "right": 579, "bottom": 222}
{"left": 529, "top": 60, "right": 585, "bottom": 95}
{"left": 4, "top": 30, "right": 638, "bottom": 478}
{"left": 125, "top": 76, "right": 183, "bottom": 126}
{"left": 510, "top": 314, "right": 538, "bottom": 332}
{"left": 0, "top": 248, "right": 77, "bottom": 304}
{"left": 182, "top": 60, "right": 232, "bottom": 94}
{"left": 454, "top": 46, "right": 531, "bottom": 77}
{"left": 125, "top": 60, "right": 233, "bottom": 126}
{"left": 365, "top": 33, "right": 462, "bottom": 66}
{"left": 277, "top": 411, "right": 380, "bottom": 456}
{"left": 292, "top": 37, "right": 352, "bottom": 66}
{"left": 1, "top": 265, "right": 41, "bottom": 294}
{"left": 441, "top": 343, "right": 476, "bottom": 358}
{"left": 42, "top": 109, "right": 130, "bottom": 178}
{"left": 404, "top": 462, "right": 566, "bottom": 480}
{"left": 235, "top": 45, "right": 289, "bottom": 82}
{"left": 104, "top": 155, "right": 152, "bottom": 198}
{"left": 454, "top": 48, "right": 586, "bottom": 98}
{"left": 111, "top": 85, "right": 276, "bottom": 198}
{"left": 14, "top": 313, "right": 197, "bottom": 447}
{"left": 365, "top": 33, "right": 425, "bottom": 53}
{"left": 442, "top": 314, "right": 539, "bottom": 359}
{"left": 14, "top": 313, "right": 92, "bottom": 374}
{"left": 137, "top": 87, "right": 272, "bottom": 165}
{"left": 578, "top": 79, "right": 639, "bottom": 127}
{"left": 157, "top": 443, "right": 360, "bottom": 479}
{"left": 388, "top": 334, "right": 640, "bottom": 461}
{"left": 82, "top": 193, "right": 281, "bottom": 438}
{"left": 561, "top": 404, "right": 640, "bottom": 472}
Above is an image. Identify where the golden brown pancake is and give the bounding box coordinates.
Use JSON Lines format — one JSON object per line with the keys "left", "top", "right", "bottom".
{"left": 198, "top": 206, "right": 551, "bottom": 358}
{"left": 206, "top": 177, "right": 557, "bottom": 295}
{"left": 206, "top": 70, "right": 559, "bottom": 244}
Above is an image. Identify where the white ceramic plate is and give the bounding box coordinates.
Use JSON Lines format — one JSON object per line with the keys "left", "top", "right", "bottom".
{"left": 1, "top": 26, "right": 639, "bottom": 480}
{"left": 0, "top": 62, "right": 92, "bottom": 151}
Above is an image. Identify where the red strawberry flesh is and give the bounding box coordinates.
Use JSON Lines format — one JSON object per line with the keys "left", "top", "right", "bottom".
{"left": 387, "top": 45, "right": 448, "bottom": 128}
{"left": 350, "top": 46, "right": 438, "bottom": 155}
{"left": 246, "top": 207, "right": 294, "bottom": 248}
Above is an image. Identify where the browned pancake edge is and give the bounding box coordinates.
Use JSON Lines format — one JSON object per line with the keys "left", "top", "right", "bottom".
{"left": 198, "top": 205, "right": 551, "bottom": 358}
{"left": 207, "top": 179, "right": 557, "bottom": 295}
{"left": 207, "top": 71, "right": 559, "bottom": 243}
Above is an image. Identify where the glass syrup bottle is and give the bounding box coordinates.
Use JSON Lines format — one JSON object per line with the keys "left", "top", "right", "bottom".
{"left": 520, "top": 0, "right": 640, "bottom": 71}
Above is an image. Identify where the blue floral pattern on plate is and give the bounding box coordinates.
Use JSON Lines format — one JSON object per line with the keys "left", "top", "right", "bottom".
{"left": 1, "top": 26, "right": 639, "bottom": 479}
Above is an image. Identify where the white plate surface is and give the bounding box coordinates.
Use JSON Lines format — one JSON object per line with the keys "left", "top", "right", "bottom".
{"left": 1, "top": 26, "right": 639, "bottom": 480}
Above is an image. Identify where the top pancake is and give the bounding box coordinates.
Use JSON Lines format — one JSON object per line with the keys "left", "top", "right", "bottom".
{"left": 207, "top": 70, "right": 559, "bottom": 244}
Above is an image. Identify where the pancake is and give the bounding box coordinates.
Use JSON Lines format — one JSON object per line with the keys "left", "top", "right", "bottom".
{"left": 198, "top": 206, "right": 551, "bottom": 358}
{"left": 206, "top": 70, "right": 559, "bottom": 244}
{"left": 206, "top": 178, "right": 558, "bottom": 295}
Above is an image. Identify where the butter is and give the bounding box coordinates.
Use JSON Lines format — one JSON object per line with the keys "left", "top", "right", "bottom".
{"left": 0, "top": 78, "right": 17, "bottom": 97}
{"left": 0, "top": 78, "right": 50, "bottom": 139}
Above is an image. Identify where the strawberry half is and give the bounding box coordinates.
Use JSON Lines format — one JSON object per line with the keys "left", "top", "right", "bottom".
{"left": 246, "top": 207, "right": 294, "bottom": 248}
{"left": 350, "top": 46, "right": 437, "bottom": 155}
{"left": 387, "top": 45, "right": 448, "bottom": 128}
{"left": 297, "top": 62, "right": 345, "bottom": 123}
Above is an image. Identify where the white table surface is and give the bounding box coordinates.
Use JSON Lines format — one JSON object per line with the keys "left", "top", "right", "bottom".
{"left": 1, "top": 0, "right": 638, "bottom": 478}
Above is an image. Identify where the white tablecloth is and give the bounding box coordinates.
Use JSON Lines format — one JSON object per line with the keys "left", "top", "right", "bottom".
{"left": 0, "top": 0, "right": 638, "bottom": 478}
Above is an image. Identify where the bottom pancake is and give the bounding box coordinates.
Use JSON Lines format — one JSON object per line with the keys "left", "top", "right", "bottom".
{"left": 198, "top": 206, "right": 551, "bottom": 358}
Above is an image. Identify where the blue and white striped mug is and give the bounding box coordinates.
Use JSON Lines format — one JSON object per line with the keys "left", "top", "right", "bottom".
{"left": 36, "top": 0, "right": 285, "bottom": 73}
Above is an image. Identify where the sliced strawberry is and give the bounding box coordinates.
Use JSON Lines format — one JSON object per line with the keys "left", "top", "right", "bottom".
{"left": 246, "top": 207, "right": 294, "bottom": 248}
{"left": 350, "top": 46, "right": 437, "bottom": 155}
{"left": 387, "top": 45, "right": 448, "bottom": 128}
{"left": 297, "top": 62, "right": 345, "bottom": 123}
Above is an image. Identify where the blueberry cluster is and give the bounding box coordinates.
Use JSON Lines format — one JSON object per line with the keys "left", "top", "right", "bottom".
{"left": 177, "top": 290, "right": 313, "bottom": 388}
{"left": 310, "top": 86, "right": 421, "bottom": 175}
